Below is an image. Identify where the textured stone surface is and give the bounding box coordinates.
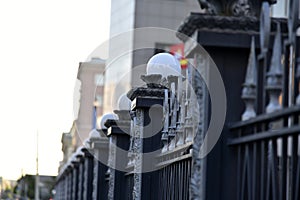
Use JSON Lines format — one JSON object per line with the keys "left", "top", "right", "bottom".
{"left": 108, "top": 137, "right": 116, "bottom": 200}
{"left": 190, "top": 53, "right": 206, "bottom": 200}
{"left": 176, "top": 13, "right": 289, "bottom": 42}
{"left": 127, "top": 87, "right": 166, "bottom": 101}
{"left": 132, "top": 110, "right": 144, "bottom": 200}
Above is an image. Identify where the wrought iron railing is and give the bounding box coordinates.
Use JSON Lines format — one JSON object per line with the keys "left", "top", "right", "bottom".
{"left": 229, "top": 106, "right": 300, "bottom": 200}
{"left": 54, "top": 1, "right": 299, "bottom": 200}
{"left": 157, "top": 147, "right": 192, "bottom": 200}
{"left": 229, "top": 1, "right": 300, "bottom": 200}
{"left": 54, "top": 58, "right": 204, "bottom": 199}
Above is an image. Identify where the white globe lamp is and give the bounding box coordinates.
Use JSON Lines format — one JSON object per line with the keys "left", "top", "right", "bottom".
{"left": 146, "top": 53, "right": 181, "bottom": 78}
{"left": 117, "top": 93, "right": 131, "bottom": 111}
{"left": 99, "top": 113, "right": 119, "bottom": 130}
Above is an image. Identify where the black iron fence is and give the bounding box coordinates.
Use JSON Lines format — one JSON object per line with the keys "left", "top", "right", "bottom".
{"left": 54, "top": 1, "right": 299, "bottom": 200}
{"left": 229, "top": 1, "right": 300, "bottom": 200}
{"left": 55, "top": 59, "right": 204, "bottom": 200}
{"left": 230, "top": 106, "right": 300, "bottom": 200}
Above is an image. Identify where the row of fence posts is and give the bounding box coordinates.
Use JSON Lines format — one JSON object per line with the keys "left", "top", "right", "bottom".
{"left": 54, "top": 2, "right": 300, "bottom": 198}
{"left": 54, "top": 53, "right": 206, "bottom": 200}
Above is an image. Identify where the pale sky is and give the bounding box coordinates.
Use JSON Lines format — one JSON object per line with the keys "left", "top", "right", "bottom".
{"left": 0, "top": 0, "right": 111, "bottom": 180}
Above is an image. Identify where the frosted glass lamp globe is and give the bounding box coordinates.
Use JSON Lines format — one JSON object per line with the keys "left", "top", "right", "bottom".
{"left": 99, "top": 113, "right": 119, "bottom": 129}
{"left": 89, "top": 129, "right": 100, "bottom": 140}
{"left": 117, "top": 93, "right": 131, "bottom": 110}
{"left": 146, "top": 53, "right": 181, "bottom": 78}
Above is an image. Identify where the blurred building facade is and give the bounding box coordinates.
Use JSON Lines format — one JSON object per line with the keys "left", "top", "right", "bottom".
{"left": 75, "top": 58, "right": 106, "bottom": 147}
{"left": 58, "top": 131, "right": 73, "bottom": 172}
{"left": 103, "top": 0, "right": 201, "bottom": 113}
{"left": 15, "top": 174, "right": 55, "bottom": 200}
{"left": 59, "top": 58, "right": 106, "bottom": 170}
{"left": 0, "top": 177, "right": 16, "bottom": 199}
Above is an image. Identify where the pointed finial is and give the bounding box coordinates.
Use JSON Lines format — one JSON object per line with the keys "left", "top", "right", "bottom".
{"left": 244, "top": 37, "right": 257, "bottom": 87}
{"left": 266, "top": 23, "right": 283, "bottom": 113}
{"left": 241, "top": 37, "right": 257, "bottom": 120}
{"left": 268, "top": 23, "right": 283, "bottom": 78}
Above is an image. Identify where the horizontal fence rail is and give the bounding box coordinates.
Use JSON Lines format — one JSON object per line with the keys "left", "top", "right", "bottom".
{"left": 230, "top": 106, "right": 300, "bottom": 200}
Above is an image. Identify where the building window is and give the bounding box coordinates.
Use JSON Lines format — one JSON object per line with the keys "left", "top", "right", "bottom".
{"left": 271, "top": 0, "right": 289, "bottom": 18}
{"left": 94, "top": 74, "right": 104, "bottom": 86}
{"left": 96, "top": 95, "right": 103, "bottom": 106}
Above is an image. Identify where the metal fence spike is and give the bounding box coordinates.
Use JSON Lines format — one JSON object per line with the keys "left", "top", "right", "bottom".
{"left": 242, "top": 37, "right": 257, "bottom": 120}
{"left": 268, "top": 23, "right": 283, "bottom": 77}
